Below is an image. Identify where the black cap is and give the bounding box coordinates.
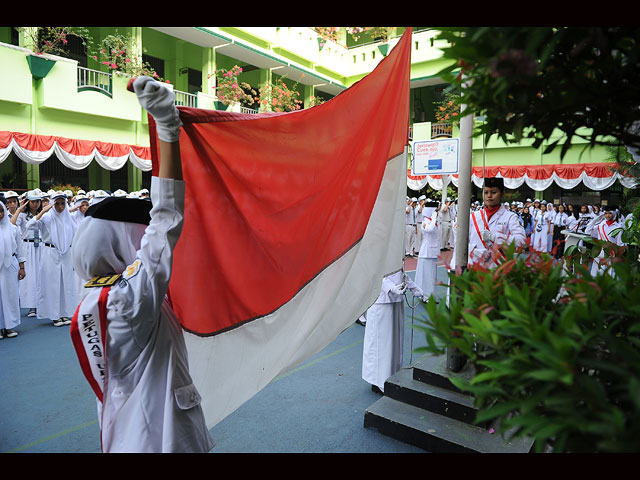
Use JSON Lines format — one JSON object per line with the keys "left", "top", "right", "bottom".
{"left": 85, "top": 197, "right": 152, "bottom": 225}
{"left": 484, "top": 177, "right": 504, "bottom": 191}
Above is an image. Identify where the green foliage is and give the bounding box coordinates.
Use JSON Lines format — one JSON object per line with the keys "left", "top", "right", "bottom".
{"left": 435, "top": 27, "right": 640, "bottom": 159}
{"left": 414, "top": 238, "right": 640, "bottom": 452}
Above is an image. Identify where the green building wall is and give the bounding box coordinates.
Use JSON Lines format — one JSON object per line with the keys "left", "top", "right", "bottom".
{"left": 0, "top": 26, "right": 627, "bottom": 204}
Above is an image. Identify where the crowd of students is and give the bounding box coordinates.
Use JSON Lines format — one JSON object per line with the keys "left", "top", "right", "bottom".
{"left": 0, "top": 187, "right": 150, "bottom": 339}
{"left": 407, "top": 194, "right": 630, "bottom": 262}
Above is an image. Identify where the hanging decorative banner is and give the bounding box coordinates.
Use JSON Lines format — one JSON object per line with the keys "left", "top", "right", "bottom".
{"left": 407, "top": 162, "right": 635, "bottom": 191}
{"left": 0, "top": 131, "right": 152, "bottom": 171}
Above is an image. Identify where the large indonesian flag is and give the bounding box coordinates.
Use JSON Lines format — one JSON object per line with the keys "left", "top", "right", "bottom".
{"left": 148, "top": 28, "right": 412, "bottom": 428}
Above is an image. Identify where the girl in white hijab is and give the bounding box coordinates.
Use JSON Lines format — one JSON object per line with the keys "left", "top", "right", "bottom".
{"left": 68, "top": 75, "right": 213, "bottom": 453}
{"left": 0, "top": 201, "right": 26, "bottom": 339}
{"left": 11, "top": 190, "right": 43, "bottom": 317}
{"left": 28, "top": 191, "right": 78, "bottom": 326}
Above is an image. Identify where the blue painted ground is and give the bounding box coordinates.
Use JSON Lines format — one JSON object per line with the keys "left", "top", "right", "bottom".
{"left": 0, "top": 259, "right": 449, "bottom": 453}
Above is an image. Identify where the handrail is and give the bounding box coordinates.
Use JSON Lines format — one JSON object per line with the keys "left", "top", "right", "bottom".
{"left": 77, "top": 66, "right": 112, "bottom": 97}
{"left": 174, "top": 90, "right": 197, "bottom": 108}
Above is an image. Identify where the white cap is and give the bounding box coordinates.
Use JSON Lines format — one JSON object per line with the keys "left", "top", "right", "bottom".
{"left": 3, "top": 190, "right": 19, "bottom": 200}
{"left": 90, "top": 190, "right": 110, "bottom": 205}
{"left": 113, "top": 189, "right": 128, "bottom": 198}
{"left": 64, "top": 189, "right": 73, "bottom": 198}
{"left": 411, "top": 197, "right": 417, "bottom": 202}
{"left": 418, "top": 195, "right": 426, "bottom": 201}
{"left": 26, "top": 190, "right": 42, "bottom": 201}
{"left": 74, "top": 196, "right": 90, "bottom": 206}
{"left": 51, "top": 191, "right": 67, "bottom": 201}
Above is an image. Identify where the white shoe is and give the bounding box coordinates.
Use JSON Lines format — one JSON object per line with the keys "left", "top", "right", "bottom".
{"left": 63, "top": 317, "right": 72, "bottom": 325}
{"left": 53, "top": 319, "right": 65, "bottom": 327}
{"left": 27, "top": 309, "right": 36, "bottom": 317}
{"left": 5, "top": 329, "right": 18, "bottom": 338}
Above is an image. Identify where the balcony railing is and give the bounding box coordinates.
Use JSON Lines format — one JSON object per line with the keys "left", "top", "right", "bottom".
{"left": 240, "top": 106, "right": 259, "bottom": 114}
{"left": 174, "top": 90, "right": 197, "bottom": 108}
{"left": 431, "top": 123, "right": 453, "bottom": 138}
{"left": 77, "top": 66, "right": 112, "bottom": 97}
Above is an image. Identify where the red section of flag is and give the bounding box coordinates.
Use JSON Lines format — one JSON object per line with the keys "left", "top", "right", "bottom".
{"left": 150, "top": 29, "right": 412, "bottom": 336}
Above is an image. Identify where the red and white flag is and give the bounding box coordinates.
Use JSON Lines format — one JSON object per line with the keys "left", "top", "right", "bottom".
{"left": 148, "top": 28, "right": 412, "bottom": 428}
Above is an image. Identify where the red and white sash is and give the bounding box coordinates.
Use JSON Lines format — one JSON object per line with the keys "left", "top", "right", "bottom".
{"left": 70, "top": 287, "right": 110, "bottom": 403}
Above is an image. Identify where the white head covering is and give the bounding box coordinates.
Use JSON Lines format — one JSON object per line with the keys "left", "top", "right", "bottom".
{"left": 26, "top": 189, "right": 42, "bottom": 201}
{"left": 41, "top": 194, "right": 76, "bottom": 254}
{"left": 0, "top": 202, "right": 17, "bottom": 268}
{"left": 113, "top": 189, "right": 128, "bottom": 198}
{"left": 90, "top": 190, "right": 110, "bottom": 205}
{"left": 72, "top": 202, "right": 148, "bottom": 281}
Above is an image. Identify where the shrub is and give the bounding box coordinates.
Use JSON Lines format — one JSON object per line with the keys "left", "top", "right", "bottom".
{"left": 414, "top": 236, "right": 640, "bottom": 453}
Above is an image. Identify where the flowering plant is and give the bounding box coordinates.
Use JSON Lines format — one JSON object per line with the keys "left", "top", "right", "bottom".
{"left": 308, "top": 95, "right": 326, "bottom": 107}
{"left": 212, "top": 65, "right": 257, "bottom": 107}
{"left": 256, "top": 75, "right": 302, "bottom": 112}
{"left": 17, "top": 27, "right": 92, "bottom": 56}
{"left": 90, "top": 33, "right": 165, "bottom": 82}
{"left": 346, "top": 27, "right": 370, "bottom": 41}
{"left": 315, "top": 27, "right": 340, "bottom": 44}
{"left": 434, "top": 91, "right": 461, "bottom": 125}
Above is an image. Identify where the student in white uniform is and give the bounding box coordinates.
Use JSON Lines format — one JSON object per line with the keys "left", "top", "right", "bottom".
{"left": 0, "top": 201, "right": 26, "bottom": 339}
{"left": 414, "top": 201, "right": 440, "bottom": 301}
{"left": 362, "top": 269, "right": 426, "bottom": 394}
{"left": 545, "top": 203, "right": 556, "bottom": 252}
{"left": 28, "top": 191, "right": 78, "bottom": 326}
{"left": 468, "top": 177, "right": 526, "bottom": 268}
{"left": 405, "top": 197, "right": 418, "bottom": 256}
{"left": 3, "top": 191, "right": 20, "bottom": 219}
{"left": 531, "top": 203, "right": 549, "bottom": 253}
{"left": 414, "top": 195, "right": 426, "bottom": 255}
{"left": 585, "top": 205, "right": 626, "bottom": 276}
{"left": 69, "top": 75, "right": 214, "bottom": 453}
{"left": 552, "top": 203, "right": 569, "bottom": 258}
{"left": 10, "top": 190, "right": 43, "bottom": 317}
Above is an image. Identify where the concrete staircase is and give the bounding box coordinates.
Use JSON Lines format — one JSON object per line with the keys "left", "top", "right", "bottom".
{"left": 364, "top": 354, "right": 534, "bottom": 453}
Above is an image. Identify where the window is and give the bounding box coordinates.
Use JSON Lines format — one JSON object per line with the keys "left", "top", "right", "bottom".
{"left": 142, "top": 54, "right": 165, "bottom": 80}
{"left": 187, "top": 68, "right": 202, "bottom": 95}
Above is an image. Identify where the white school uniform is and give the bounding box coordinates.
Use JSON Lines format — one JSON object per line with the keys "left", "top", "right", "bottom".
{"left": 14, "top": 211, "right": 43, "bottom": 310}
{"left": 29, "top": 199, "right": 78, "bottom": 320}
{"left": 0, "top": 202, "right": 25, "bottom": 331}
{"left": 405, "top": 204, "right": 417, "bottom": 256}
{"left": 587, "top": 217, "right": 625, "bottom": 276}
{"left": 415, "top": 207, "right": 440, "bottom": 299}
{"left": 70, "top": 177, "right": 214, "bottom": 453}
{"left": 531, "top": 208, "right": 549, "bottom": 252}
{"left": 468, "top": 206, "right": 526, "bottom": 268}
{"left": 362, "top": 270, "right": 423, "bottom": 392}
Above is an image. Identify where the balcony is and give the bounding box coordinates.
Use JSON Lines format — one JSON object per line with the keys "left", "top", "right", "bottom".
{"left": 77, "top": 66, "right": 112, "bottom": 97}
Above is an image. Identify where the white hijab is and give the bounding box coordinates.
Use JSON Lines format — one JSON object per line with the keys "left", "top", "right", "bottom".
{"left": 422, "top": 206, "right": 437, "bottom": 221}
{"left": 72, "top": 216, "right": 146, "bottom": 281}
{"left": 41, "top": 198, "right": 76, "bottom": 254}
{"left": 0, "top": 202, "right": 17, "bottom": 268}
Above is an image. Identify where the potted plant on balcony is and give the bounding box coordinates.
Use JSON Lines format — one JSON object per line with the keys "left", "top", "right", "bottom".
{"left": 433, "top": 90, "right": 461, "bottom": 137}
{"left": 255, "top": 75, "right": 302, "bottom": 113}
{"left": 90, "top": 32, "right": 165, "bottom": 82}
{"left": 17, "top": 26, "right": 92, "bottom": 79}
{"left": 211, "top": 65, "right": 257, "bottom": 111}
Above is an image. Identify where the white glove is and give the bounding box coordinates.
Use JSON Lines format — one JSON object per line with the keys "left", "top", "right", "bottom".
{"left": 133, "top": 76, "right": 182, "bottom": 143}
{"left": 389, "top": 284, "right": 406, "bottom": 296}
{"left": 481, "top": 229, "right": 496, "bottom": 243}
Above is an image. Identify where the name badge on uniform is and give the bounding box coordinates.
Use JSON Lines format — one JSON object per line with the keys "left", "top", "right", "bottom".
{"left": 85, "top": 274, "right": 122, "bottom": 288}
